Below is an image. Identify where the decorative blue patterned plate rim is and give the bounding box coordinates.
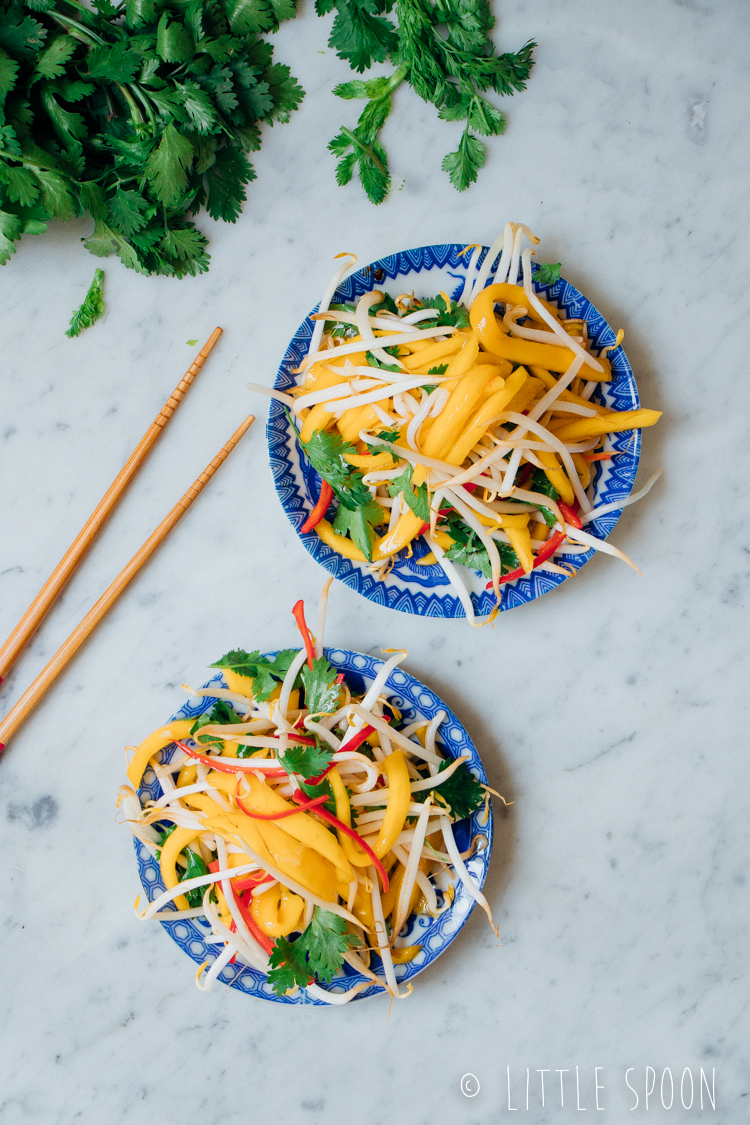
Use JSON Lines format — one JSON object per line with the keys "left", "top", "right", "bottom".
{"left": 134, "top": 648, "right": 493, "bottom": 1005}
{"left": 266, "top": 242, "right": 641, "bottom": 617}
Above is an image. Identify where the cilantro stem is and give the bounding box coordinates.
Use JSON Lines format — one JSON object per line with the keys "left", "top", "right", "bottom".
{"left": 340, "top": 127, "right": 387, "bottom": 175}
{"left": 48, "top": 10, "right": 105, "bottom": 45}
{"left": 0, "top": 150, "right": 74, "bottom": 178}
{"left": 381, "top": 63, "right": 409, "bottom": 95}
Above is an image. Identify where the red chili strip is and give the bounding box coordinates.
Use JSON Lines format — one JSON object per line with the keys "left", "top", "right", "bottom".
{"left": 339, "top": 724, "right": 376, "bottom": 754}
{"left": 558, "top": 501, "right": 582, "bottom": 530}
{"left": 335, "top": 672, "right": 345, "bottom": 685}
{"left": 304, "top": 761, "right": 336, "bottom": 786}
{"left": 286, "top": 732, "right": 316, "bottom": 746}
{"left": 174, "top": 740, "right": 287, "bottom": 777}
{"left": 300, "top": 480, "right": 334, "bottom": 534}
{"left": 232, "top": 872, "right": 275, "bottom": 895}
{"left": 582, "top": 452, "right": 612, "bottom": 462}
{"left": 292, "top": 599, "right": 316, "bottom": 670}
{"left": 208, "top": 860, "right": 273, "bottom": 897}
{"left": 293, "top": 793, "right": 389, "bottom": 893}
{"left": 485, "top": 530, "right": 568, "bottom": 590}
{"left": 235, "top": 789, "right": 330, "bottom": 821}
{"left": 206, "top": 861, "right": 274, "bottom": 957}
{"left": 228, "top": 886, "right": 274, "bottom": 955}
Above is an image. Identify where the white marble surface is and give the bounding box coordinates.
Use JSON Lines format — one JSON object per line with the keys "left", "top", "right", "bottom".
{"left": 1, "top": 0, "right": 749, "bottom": 1120}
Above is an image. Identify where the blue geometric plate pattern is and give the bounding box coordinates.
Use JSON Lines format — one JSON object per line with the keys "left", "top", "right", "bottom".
{"left": 134, "top": 650, "right": 493, "bottom": 1005}
{"left": 266, "top": 243, "right": 642, "bottom": 617}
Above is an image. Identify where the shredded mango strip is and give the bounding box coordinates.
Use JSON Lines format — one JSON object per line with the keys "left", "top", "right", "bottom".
{"left": 120, "top": 595, "right": 494, "bottom": 1002}
{"left": 254, "top": 222, "right": 661, "bottom": 617}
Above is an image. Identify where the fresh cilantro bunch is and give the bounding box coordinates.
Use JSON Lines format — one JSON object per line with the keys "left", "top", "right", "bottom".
{"left": 413, "top": 758, "right": 485, "bottom": 821}
{"left": 324, "top": 0, "right": 535, "bottom": 201}
{"left": 267, "top": 907, "right": 362, "bottom": 995}
{"left": 0, "top": 0, "right": 303, "bottom": 274}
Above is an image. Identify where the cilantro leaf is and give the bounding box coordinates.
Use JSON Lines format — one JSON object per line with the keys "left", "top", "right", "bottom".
{"left": 427, "top": 364, "right": 448, "bottom": 375}
{"left": 0, "top": 15, "right": 47, "bottom": 58}
{"left": 210, "top": 648, "right": 298, "bottom": 702}
{"left": 85, "top": 41, "right": 140, "bottom": 83}
{"left": 180, "top": 847, "right": 208, "bottom": 907}
{"left": 33, "top": 35, "right": 76, "bottom": 81}
{"left": 267, "top": 908, "right": 362, "bottom": 995}
{"left": 529, "top": 468, "right": 559, "bottom": 501}
{"left": 281, "top": 737, "right": 334, "bottom": 779}
{"left": 156, "top": 13, "right": 194, "bottom": 64}
{"left": 2, "top": 166, "right": 39, "bottom": 208}
{"left": 387, "top": 462, "right": 430, "bottom": 523}
{"left": 413, "top": 759, "right": 484, "bottom": 821}
{"left": 366, "top": 349, "right": 401, "bottom": 372}
{"left": 332, "top": 494, "right": 387, "bottom": 558}
{"left": 0, "top": 210, "right": 23, "bottom": 266}
{"left": 107, "top": 188, "right": 149, "bottom": 237}
{"left": 205, "top": 145, "right": 255, "bottom": 222}
{"left": 376, "top": 428, "right": 400, "bottom": 443}
{"left": 267, "top": 935, "right": 311, "bottom": 994}
{"left": 65, "top": 267, "right": 105, "bottom": 338}
{"left": 300, "top": 657, "right": 341, "bottom": 717}
{"left": 154, "top": 823, "right": 177, "bottom": 856}
{"left": 514, "top": 467, "right": 558, "bottom": 526}
{"left": 299, "top": 429, "right": 371, "bottom": 512}
{"left": 443, "top": 513, "right": 519, "bottom": 576}
{"left": 190, "top": 698, "right": 246, "bottom": 743}
{"left": 327, "top": 0, "right": 397, "bottom": 72}
{"left": 534, "top": 261, "right": 562, "bottom": 286}
{"left": 444, "top": 538, "right": 493, "bottom": 578}
{"left": 0, "top": 47, "right": 19, "bottom": 98}
{"left": 418, "top": 294, "right": 470, "bottom": 329}
{"left": 302, "top": 908, "right": 362, "bottom": 981}
{"left": 441, "top": 129, "right": 486, "bottom": 192}
{"left": 144, "top": 123, "right": 194, "bottom": 206}
{"left": 83, "top": 219, "right": 148, "bottom": 276}
{"left": 125, "top": 0, "right": 157, "bottom": 28}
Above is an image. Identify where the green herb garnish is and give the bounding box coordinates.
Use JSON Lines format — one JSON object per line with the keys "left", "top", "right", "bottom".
{"left": 66, "top": 267, "right": 104, "bottom": 337}
{"left": 267, "top": 908, "right": 362, "bottom": 995}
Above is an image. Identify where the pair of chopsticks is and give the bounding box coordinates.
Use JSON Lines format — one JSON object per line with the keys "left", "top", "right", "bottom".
{"left": 0, "top": 328, "right": 254, "bottom": 753}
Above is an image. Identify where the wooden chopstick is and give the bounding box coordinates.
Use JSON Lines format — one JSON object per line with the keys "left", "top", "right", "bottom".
{"left": 0, "top": 327, "right": 223, "bottom": 684}
{"left": 0, "top": 413, "right": 255, "bottom": 753}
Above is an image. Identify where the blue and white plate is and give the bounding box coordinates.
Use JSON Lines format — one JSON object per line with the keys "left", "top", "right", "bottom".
{"left": 134, "top": 649, "right": 493, "bottom": 1005}
{"left": 267, "top": 243, "right": 641, "bottom": 617}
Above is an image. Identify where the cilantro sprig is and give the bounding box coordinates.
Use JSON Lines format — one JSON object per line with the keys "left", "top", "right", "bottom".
{"left": 66, "top": 266, "right": 104, "bottom": 337}
{"left": 387, "top": 462, "right": 430, "bottom": 523}
{"left": 413, "top": 758, "right": 485, "bottom": 821}
{"left": 267, "top": 907, "right": 362, "bottom": 995}
{"left": 443, "top": 511, "right": 519, "bottom": 576}
{"left": 300, "top": 656, "right": 341, "bottom": 717}
{"left": 325, "top": 3, "right": 535, "bottom": 201}
{"left": 210, "top": 649, "right": 298, "bottom": 702}
{"left": 533, "top": 261, "right": 562, "bottom": 286}
{"left": 299, "top": 429, "right": 388, "bottom": 559}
